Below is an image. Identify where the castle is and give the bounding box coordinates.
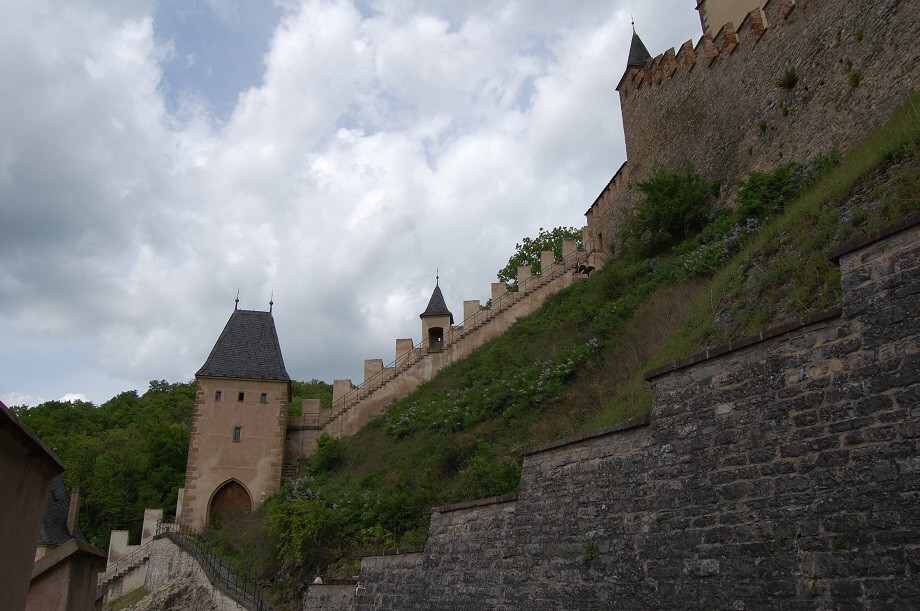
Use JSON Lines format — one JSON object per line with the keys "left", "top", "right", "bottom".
{"left": 174, "top": 0, "right": 920, "bottom": 530}
{"left": 98, "top": 0, "right": 919, "bottom": 606}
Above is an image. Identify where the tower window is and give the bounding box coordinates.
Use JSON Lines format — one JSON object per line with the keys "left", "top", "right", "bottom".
{"left": 215, "top": 390, "right": 222, "bottom": 401}
{"left": 238, "top": 392, "right": 245, "bottom": 402}
{"left": 233, "top": 426, "right": 242, "bottom": 442}
{"left": 260, "top": 393, "right": 268, "bottom": 404}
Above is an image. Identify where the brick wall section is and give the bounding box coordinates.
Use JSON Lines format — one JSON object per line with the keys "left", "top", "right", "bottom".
{"left": 588, "top": 0, "right": 920, "bottom": 250}
{"left": 322, "top": 220, "right": 919, "bottom": 609}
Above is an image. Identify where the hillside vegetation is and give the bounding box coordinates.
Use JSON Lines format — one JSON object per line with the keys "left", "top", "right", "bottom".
{"left": 207, "top": 96, "right": 919, "bottom": 605}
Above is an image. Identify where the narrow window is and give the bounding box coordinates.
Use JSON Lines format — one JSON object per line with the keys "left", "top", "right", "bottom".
{"left": 215, "top": 390, "right": 222, "bottom": 401}
{"left": 233, "top": 426, "right": 242, "bottom": 442}
{"left": 238, "top": 391, "right": 244, "bottom": 402}
{"left": 260, "top": 393, "right": 268, "bottom": 404}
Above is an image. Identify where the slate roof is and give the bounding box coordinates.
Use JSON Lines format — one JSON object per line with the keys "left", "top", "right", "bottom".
{"left": 39, "top": 475, "right": 87, "bottom": 546}
{"left": 420, "top": 284, "right": 454, "bottom": 324}
{"left": 196, "top": 309, "right": 290, "bottom": 381}
{"left": 627, "top": 29, "right": 652, "bottom": 68}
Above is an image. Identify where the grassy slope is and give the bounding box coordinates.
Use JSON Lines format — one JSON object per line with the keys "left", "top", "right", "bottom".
{"left": 326, "top": 95, "right": 918, "bottom": 514}
{"left": 212, "top": 97, "right": 918, "bottom": 604}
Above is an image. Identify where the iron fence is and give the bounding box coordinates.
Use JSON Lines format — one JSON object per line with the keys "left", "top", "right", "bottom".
{"left": 155, "top": 521, "right": 268, "bottom": 611}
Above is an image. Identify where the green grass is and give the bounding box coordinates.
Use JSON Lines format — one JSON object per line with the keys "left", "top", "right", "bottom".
{"left": 658, "top": 92, "right": 920, "bottom": 361}
{"left": 210, "top": 93, "right": 920, "bottom": 589}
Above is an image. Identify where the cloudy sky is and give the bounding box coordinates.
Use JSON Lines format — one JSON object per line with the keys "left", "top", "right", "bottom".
{"left": 0, "top": 0, "right": 702, "bottom": 407}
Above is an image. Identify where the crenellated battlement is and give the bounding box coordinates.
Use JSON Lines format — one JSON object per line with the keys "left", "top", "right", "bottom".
{"left": 617, "top": 3, "right": 796, "bottom": 97}
{"left": 284, "top": 239, "right": 602, "bottom": 461}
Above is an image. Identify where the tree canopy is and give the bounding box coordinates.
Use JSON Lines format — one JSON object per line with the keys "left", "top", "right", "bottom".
{"left": 497, "top": 226, "right": 583, "bottom": 290}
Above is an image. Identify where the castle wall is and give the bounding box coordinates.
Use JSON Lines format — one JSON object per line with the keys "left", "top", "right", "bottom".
{"left": 180, "top": 377, "right": 289, "bottom": 530}
{"left": 310, "top": 264, "right": 585, "bottom": 440}
{"left": 142, "top": 537, "right": 245, "bottom": 610}
{"left": 325, "top": 218, "right": 920, "bottom": 609}
{"left": 589, "top": 0, "right": 920, "bottom": 251}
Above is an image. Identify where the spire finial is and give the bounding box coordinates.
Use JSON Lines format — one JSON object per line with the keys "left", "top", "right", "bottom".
{"left": 235, "top": 289, "right": 239, "bottom": 310}
{"left": 269, "top": 290, "right": 274, "bottom": 313}
{"left": 631, "top": 13, "right": 635, "bottom": 31}
{"left": 436, "top": 268, "right": 439, "bottom": 287}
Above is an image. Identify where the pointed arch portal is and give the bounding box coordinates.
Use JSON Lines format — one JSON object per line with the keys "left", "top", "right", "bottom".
{"left": 208, "top": 480, "right": 252, "bottom": 524}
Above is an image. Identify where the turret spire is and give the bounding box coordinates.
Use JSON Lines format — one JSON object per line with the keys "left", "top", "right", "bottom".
{"left": 626, "top": 22, "right": 652, "bottom": 68}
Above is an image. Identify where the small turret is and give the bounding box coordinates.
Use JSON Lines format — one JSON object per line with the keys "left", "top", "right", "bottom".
{"left": 420, "top": 274, "right": 453, "bottom": 353}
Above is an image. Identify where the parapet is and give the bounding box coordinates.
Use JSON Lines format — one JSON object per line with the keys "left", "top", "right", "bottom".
{"left": 616, "top": 2, "right": 804, "bottom": 96}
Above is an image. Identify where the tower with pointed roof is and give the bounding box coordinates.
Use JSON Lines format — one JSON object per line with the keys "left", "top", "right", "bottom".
{"left": 420, "top": 276, "right": 454, "bottom": 353}
{"left": 178, "top": 303, "right": 291, "bottom": 530}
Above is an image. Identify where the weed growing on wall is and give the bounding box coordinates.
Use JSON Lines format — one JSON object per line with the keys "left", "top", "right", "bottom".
{"left": 775, "top": 67, "right": 799, "bottom": 89}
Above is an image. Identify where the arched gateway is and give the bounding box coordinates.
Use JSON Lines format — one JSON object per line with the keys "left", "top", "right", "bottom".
{"left": 208, "top": 480, "right": 252, "bottom": 523}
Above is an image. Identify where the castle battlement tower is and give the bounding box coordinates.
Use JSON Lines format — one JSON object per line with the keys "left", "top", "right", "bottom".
{"left": 178, "top": 303, "right": 291, "bottom": 530}
{"left": 420, "top": 278, "right": 454, "bottom": 353}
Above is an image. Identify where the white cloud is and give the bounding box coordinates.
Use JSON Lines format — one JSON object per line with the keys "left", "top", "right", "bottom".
{"left": 0, "top": 0, "right": 702, "bottom": 404}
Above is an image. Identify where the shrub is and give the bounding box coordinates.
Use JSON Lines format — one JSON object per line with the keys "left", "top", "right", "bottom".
{"left": 311, "top": 433, "right": 344, "bottom": 472}
{"left": 850, "top": 70, "right": 862, "bottom": 88}
{"left": 621, "top": 165, "right": 719, "bottom": 257}
{"left": 736, "top": 152, "right": 839, "bottom": 222}
{"left": 736, "top": 162, "right": 806, "bottom": 220}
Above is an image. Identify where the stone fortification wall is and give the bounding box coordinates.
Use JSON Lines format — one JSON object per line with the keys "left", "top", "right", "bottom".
{"left": 588, "top": 0, "right": 920, "bottom": 251}
{"left": 140, "top": 536, "right": 244, "bottom": 610}
{"left": 311, "top": 218, "right": 920, "bottom": 609}
{"left": 286, "top": 246, "right": 597, "bottom": 461}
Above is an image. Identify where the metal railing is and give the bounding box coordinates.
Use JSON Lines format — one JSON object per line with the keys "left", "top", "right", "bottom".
{"left": 97, "top": 539, "right": 152, "bottom": 588}
{"left": 319, "top": 245, "right": 594, "bottom": 426}
{"left": 155, "top": 521, "right": 267, "bottom": 611}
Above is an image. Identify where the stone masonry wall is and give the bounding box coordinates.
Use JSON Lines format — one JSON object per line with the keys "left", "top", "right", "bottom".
{"left": 588, "top": 0, "right": 920, "bottom": 250}
{"left": 141, "top": 537, "right": 244, "bottom": 610}
{"left": 324, "top": 219, "right": 920, "bottom": 609}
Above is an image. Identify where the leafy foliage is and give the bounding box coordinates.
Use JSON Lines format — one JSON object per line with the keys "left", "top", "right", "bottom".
{"left": 497, "top": 226, "right": 583, "bottom": 290}
{"left": 288, "top": 379, "right": 333, "bottom": 416}
{"left": 310, "top": 433, "right": 344, "bottom": 472}
{"left": 621, "top": 165, "right": 719, "bottom": 257}
{"left": 13, "top": 380, "right": 195, "bottom": 547}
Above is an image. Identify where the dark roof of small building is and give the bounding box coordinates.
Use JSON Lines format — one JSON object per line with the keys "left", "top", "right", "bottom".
{"left": 196, "top": 309, "right": 290, "bottom": 381}
{"left": 38, "top": 475, "right": 87, "bottom": 546}
{"left": 419, "top": 284, "right": 454, "bottom": 324}
{"left": 627, "top": 29, "right": 652, "bottom": 68}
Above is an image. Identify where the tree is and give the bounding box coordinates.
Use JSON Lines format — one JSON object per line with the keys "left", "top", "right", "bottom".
{"left": 497, "top": 226, "right": 583, "bottom": 290}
